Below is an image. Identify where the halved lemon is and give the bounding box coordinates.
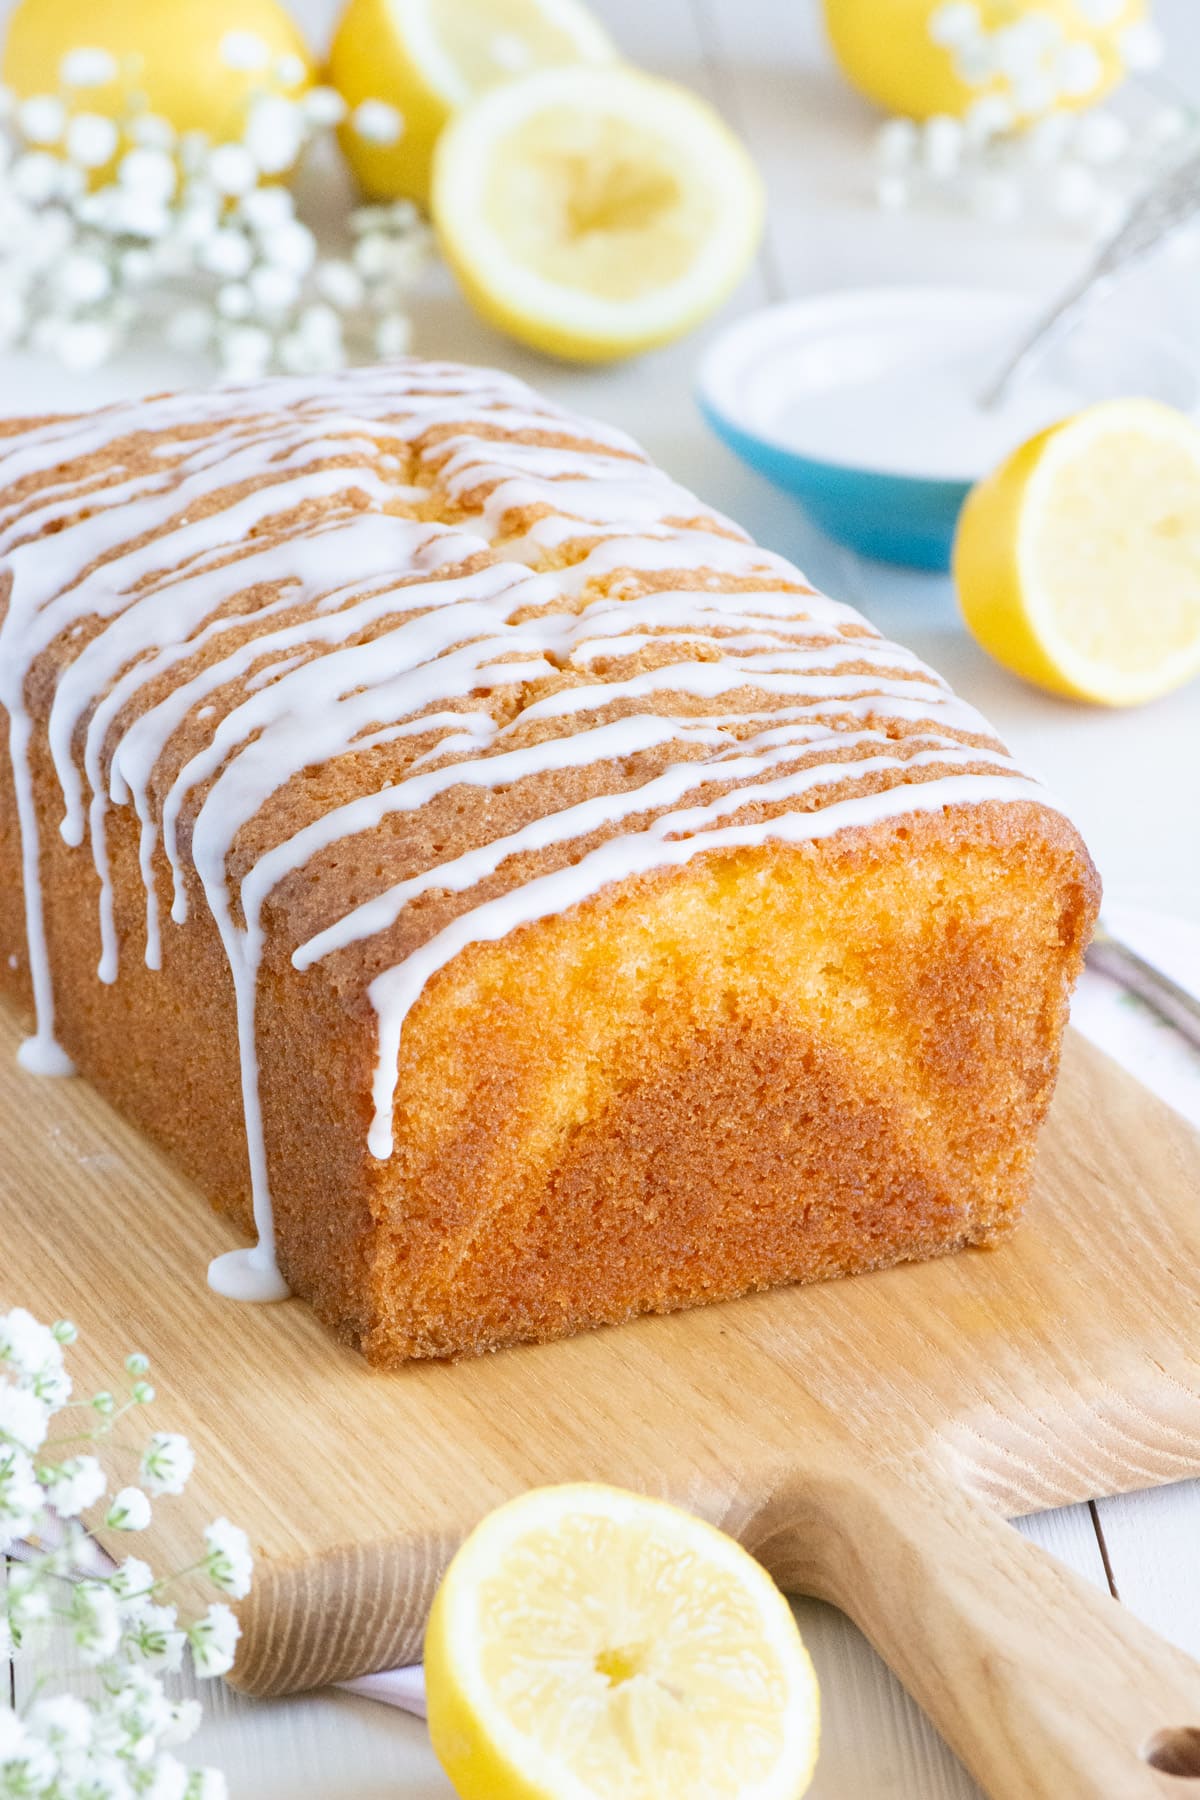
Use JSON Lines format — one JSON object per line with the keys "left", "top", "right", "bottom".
{"left": 424, "top": 1483, "right": 820, "bottom": 1800}
{"left": 431, "top": 65, "right": 764, "bottom": 362}
{"left": 329, "top": 0, "right": 617, "bottom": 206}
{"left": 954, "top": 398, "right": 1200, "bottom": 707}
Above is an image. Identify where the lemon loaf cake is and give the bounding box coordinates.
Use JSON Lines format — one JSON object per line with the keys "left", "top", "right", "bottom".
{"left": 0, "top": 360, "right": 1099, "bottom": 1363}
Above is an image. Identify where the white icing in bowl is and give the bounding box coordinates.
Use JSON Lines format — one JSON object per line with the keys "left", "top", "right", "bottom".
{"left": 699, "top": 287, "right": 1200, "bottom": 484}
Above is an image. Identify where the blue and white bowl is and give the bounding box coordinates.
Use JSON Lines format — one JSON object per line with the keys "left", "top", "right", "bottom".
{"left": 697, "top": 286, "right": 1199, "bottom": 572}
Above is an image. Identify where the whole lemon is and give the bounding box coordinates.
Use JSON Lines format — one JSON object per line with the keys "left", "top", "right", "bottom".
{"left": 2, "top": 0, "right": 314, "bottom": 140}
{"left": 822, "top": 0, "right": 1145, "bottom": 120}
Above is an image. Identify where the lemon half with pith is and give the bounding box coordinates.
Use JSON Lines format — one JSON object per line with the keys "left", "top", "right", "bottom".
{"left": 425, "top": 1483, "right": 821, "bottom": 1800}
{"left": 955, "top": 398, "right": 1200, "bottom": 707}
{"left": 431, "top": 64, "right": 764, "bottom": 362}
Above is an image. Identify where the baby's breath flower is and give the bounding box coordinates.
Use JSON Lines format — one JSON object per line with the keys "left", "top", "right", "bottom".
{"left": 160, "top": 1700, "right": 202, "bottom": 1750}
{"left": 260, "top": 218, "right": 316, "bottom": 274}
{"left": 18, "top": 93, "right": 66, "bottom": 145}
{"left": 206, "top": 142, "right": 257, "bottom": 199}
{"left": 102, "top": 1666, "right": 175, "bottom": 1746}
{"left": 1051, "top": 39, "right": 1100, "bottom": 97}
{"left": 352, "top": 98, "right": 404, "bottom": 145}
{"left": 203, "top": 1518, "right": 253, "bottom": 1598}
{"left": 0, "top": 1308, "right": 65, "bottom": 1383}
{"left": 119, "top": 147, "right": 176, "bottom": 203}
{"left": 120, "top": 246, "right": 157, "bottom": 285}
{"left": 26, "top": 1692, "right": 93, "bottom": 1749}
{"left": 7, "top": 1560, "right": 52, "bottom": 1628}
{"left": 0, "top": 1710, "right": 27, "bottom": 1759}
{"left": 303, "top": 86, "right": 347, "bottom": 127}
{"left": 123, "top": 1600, "right": 186, "bottom": 1674}
{"left": 0, "top": 1442, "right": 42, "bottom": 1548}
{"left": 928, "top": 1, "right": 980, "bottom": 48}
{"left": 106, "top": 1485, "right": 152, "bottom": 1531}
{"left": 146, "top": 1752, "right": 191, "bottom": 1800}
{"left": 185, "top": 1769, "right": 229, "bottom": 1800}
{"left": 219, "top": 30, "right": 271, "bottom": 72}
{"left": 140, "top": 1432, "right": 194, "bottom": 1498}
{"left": 0, "top": 42, "right": 427, "bottom": 381}
{"left": 0, "top": 1311, "right": 247, "bottom": 1794}
{"left": 215, "top": 280, "right": 252, "bottom": 319}
{"left": 187, "top": 1602, "right": 240, "bottom": 1678}
{"left": 10, "top": 148, "right": 62, "bottom": 204}
{"left": 55, "top": 248, "right": 113, "bottom": 306}
{"left": 1117, "top": 21, "right": 1164, "bottom": 71}
{"left": 0, "top": 1381, "right": 51, "bottom": 1452}
{"left": 59, "top": 46, "right": 120, "bottom": 87}
{"left": 70, "top": 1581, "right": 122, "bottom": 1665}
{"left": 65, "top": 111, "right": 119, "bottom": 169}
{"left": 200, "top": 227, "right": 254, "bottom": 279}
{"left": 111, "top": 1554, "right": 155, "bottom": 1600}
{"left": 315, "top": 257, "right": 364, "bottom": 310}
{"left": 244, "top": 93, "right": 304, "bottom": 175}
{"left": 129, "top": 113, "right": 177, "bottom": 152}
{"left": 42, "top": 1453, "right": 106, "bottom": 1518}
{"left": 239, "top": 184, "right": 294, "bottom": 231}
{"left": 275, "top": 53, "right": 308, "bottom": 89}
{"left": 0, "top": 1711, "right": 56, "bottom": 1791}
{"left": 375, "top": 312, "right": 413, "bottom": 360}
{"left": 247, "top": 263, "right": 299, "bottom": 318}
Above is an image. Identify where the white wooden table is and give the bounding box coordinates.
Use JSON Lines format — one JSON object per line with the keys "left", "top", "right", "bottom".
{"left": 3, "top": 0, "right": 1200, "bottom": 1792}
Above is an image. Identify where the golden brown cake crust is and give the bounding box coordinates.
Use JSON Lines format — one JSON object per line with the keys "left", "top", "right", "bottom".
{"left": 0, "top": 361, "right": 1099, "bottom": 1361}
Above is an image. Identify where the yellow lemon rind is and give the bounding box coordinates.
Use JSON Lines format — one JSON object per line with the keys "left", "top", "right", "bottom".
{"left": 430, "top": 64, "right": 764, "bottom": 363}
{"left": 955, "top": 398, "right": 1200, "bottom": 708}
{"left": 329, "top": 0, "right": 617, "bottom": 207}
{"left": 424, "top": 1482, "right": 820, "bottom": 1800}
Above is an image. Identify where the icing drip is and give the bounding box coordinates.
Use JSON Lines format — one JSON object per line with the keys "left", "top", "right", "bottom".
{"left": 0, "top": 359, "right": 1055, "bottom": 1303}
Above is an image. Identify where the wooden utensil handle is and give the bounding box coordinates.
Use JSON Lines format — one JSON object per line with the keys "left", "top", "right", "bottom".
{"left": 748, "top": 1465, "right": 1200, "bottom": 1799}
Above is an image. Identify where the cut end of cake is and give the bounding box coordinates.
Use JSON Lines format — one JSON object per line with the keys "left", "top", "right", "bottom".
{"left": 328, "top": 802, "right": 1095, "bottom": 1363}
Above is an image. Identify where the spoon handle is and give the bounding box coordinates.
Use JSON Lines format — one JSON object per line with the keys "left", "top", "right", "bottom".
{"left": 1085, "top": 922, "right": 1200, "bottom": 1054}
{"left": 980, "top": 144, "right": 1200, "bottom": 411}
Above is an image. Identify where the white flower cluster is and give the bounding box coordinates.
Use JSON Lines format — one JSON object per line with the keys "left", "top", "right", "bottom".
{"left": 0, "top": 34, "right": 432, "bottom": 379}
{"left": 873, "top": 1, "right": 1193, "bottom": 235}
{"left": 1, "top": 1307, "right": 255, "bottom": 1800}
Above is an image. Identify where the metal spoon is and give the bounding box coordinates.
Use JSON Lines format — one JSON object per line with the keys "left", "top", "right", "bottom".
{"left": 979, "top": 142, "right": 1200, "bottom": 411}
{"left": 1085, "top": 920, "right": 1200, "bottom": 1053}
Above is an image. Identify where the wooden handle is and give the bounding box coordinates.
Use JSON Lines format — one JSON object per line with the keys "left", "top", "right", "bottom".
{"left": 746, "top": 1465, "right": 1200, "bottom": 1799}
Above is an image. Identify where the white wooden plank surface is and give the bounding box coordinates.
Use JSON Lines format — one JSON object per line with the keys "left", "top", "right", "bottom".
{"left": 4, "top": 0, "right": 1200, "bottom": 1791}
{"left": 1095, "top": 1481, "right": 1200, "bottom": 1663}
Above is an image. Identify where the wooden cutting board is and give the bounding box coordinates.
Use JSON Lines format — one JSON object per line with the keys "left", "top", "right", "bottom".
{"left": 5, "top": 1009, "right": 1200, "bottom": 1800}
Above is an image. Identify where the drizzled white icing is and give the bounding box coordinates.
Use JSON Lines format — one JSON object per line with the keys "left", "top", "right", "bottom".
{"left": 0, "top": 359, "right": 1052, "bottom": 1304}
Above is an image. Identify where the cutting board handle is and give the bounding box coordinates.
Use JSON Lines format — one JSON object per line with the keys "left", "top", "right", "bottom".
{"left": 749, "top": 1464, "right": 1200, "bottom": 1799}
